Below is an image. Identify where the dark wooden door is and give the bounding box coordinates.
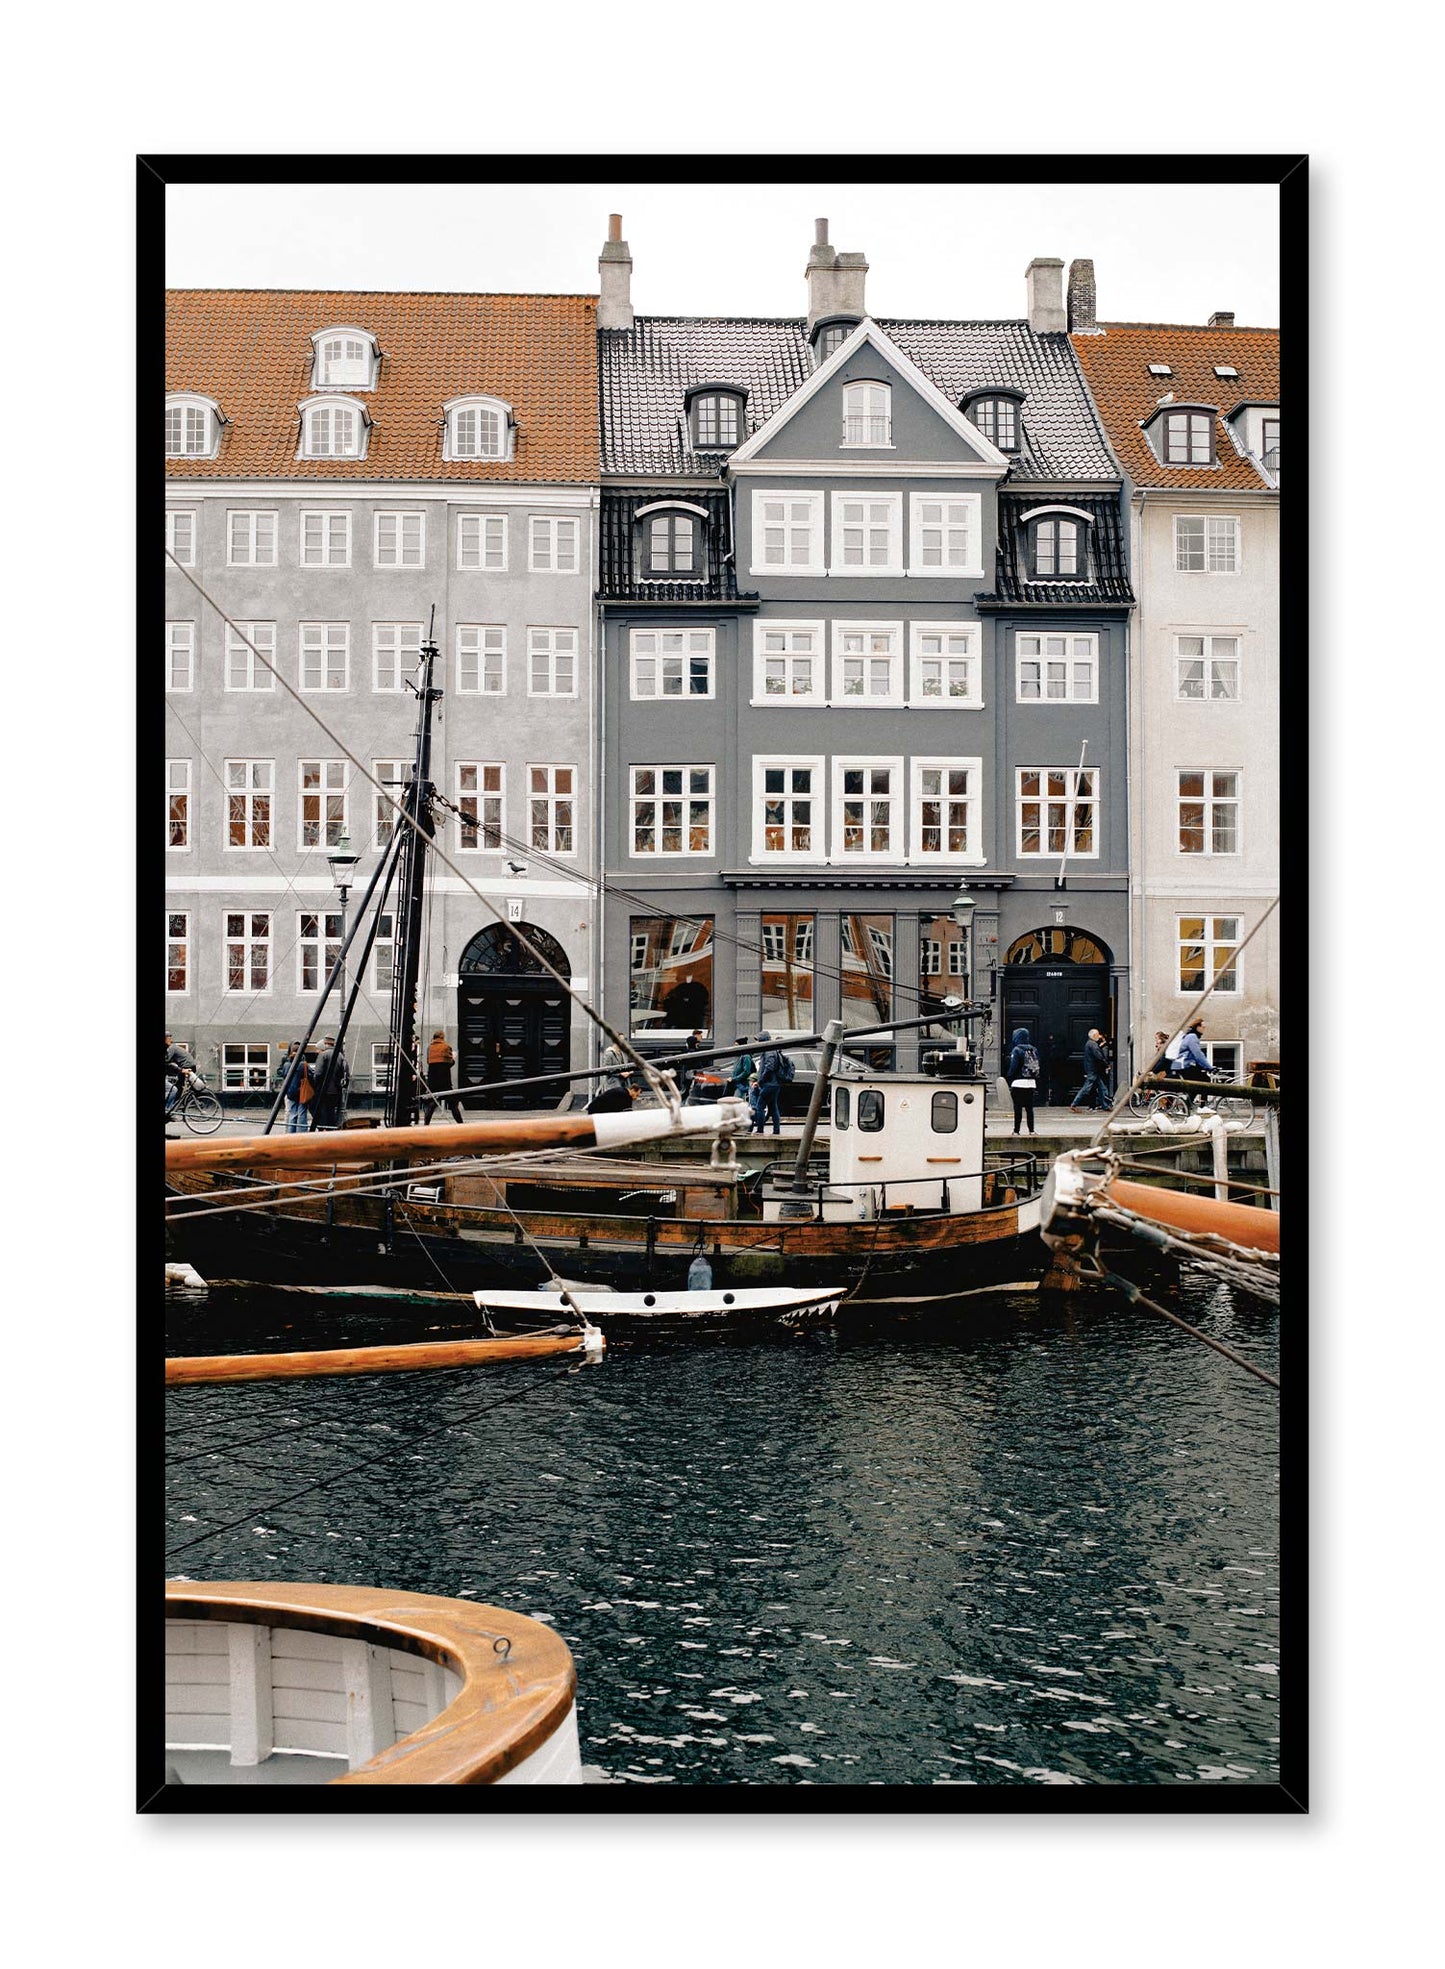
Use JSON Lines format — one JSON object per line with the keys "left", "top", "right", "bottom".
{"left": 457, "top": 978, "right": 570, "bottom": 1110}
{"left": 1003, "top": 965, "right": 1109, "bottom": 1105}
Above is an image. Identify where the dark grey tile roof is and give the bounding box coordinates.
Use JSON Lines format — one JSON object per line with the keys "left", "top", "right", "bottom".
{"left": 979, "top": 492, "right": 1134, "bottom": 609}
{"left": 601, "top": 317, "right": 1118, "bottom": 482}
{"left": 599, "top": 489, "right": 748, "bottom": 603}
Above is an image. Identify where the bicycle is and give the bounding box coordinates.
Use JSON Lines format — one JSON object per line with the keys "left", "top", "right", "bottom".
{"left": 1131, "top": 1069, "right": 1253, "bottom": 1124}
{"left": 168, "top": 1070, "right": 223, "bottom": 1134}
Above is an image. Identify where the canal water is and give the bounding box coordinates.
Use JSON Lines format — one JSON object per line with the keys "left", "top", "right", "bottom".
{"left": 164, "top": 1270, "right": 1279, "bottom": 1788}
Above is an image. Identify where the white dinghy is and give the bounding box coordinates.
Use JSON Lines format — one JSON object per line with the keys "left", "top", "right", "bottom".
{"left": 475, "top": 1281, "right": 846, "bottom": 1322}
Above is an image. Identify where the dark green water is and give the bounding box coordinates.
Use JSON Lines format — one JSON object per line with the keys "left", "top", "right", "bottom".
{"left": 164, "top": 1271, "right": 1279, "bottom": 1787}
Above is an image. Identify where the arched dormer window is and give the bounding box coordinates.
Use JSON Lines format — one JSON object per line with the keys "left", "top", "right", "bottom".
{"left": 842, "top": 380, "right": 891, "bottom": 448}
{"left": 444, "top": 395, "right": 515, "bottom": 462}
{"left": 687, "top": 387, "right": 746, "bottom": 452}
{"left": 165, "top": 393, "right": 223, "bottom": 459}
{"left": 811, "top": 316, "right": 860, "bottom": 367}
{"left": 1143, "top": 403, "right": 1218, "bottom": 467}
{"left": 311, "top": 325, "right": 379, "bottom": 390}
{"left": 1019, "top": 505, "right": 1096, "bottom": 582}
{"left": 298, "top": 396, "right": 369, "bottom": 461}
{"left": 961, "top": 388, "right": 1024, "bottom": 453}
{"left": 636, "top": 500, "right": 707, "bottom": 579}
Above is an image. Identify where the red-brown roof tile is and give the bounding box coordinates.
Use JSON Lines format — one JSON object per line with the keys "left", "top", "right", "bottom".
{"left": 165, "top": 290, "right": 599, "bottom": 482}
{"left": 1070, "top": 322, "right": 1279, "bottom": 491}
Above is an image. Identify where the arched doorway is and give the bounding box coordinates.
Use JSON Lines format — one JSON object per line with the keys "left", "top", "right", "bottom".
{"left": 1002, "top": 926, "right": 1113, "bottom": 1107}
{"left": 457, "top": 923, "right": 571, "bottom": 1110}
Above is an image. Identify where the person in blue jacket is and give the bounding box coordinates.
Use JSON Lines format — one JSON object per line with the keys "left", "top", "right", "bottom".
{"left": 1165, "top": 1019, "right": 1211, "bottom": 1081}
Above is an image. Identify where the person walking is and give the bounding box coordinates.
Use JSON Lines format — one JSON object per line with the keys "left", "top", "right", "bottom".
{"left": 275, "top": 1040, "right": 312, "bottom": 1133}
{"left": 1165, "top": 1019, "right": 1211, "bottom": 1083}
{"left": 1069, "top": 1029, "right": 1112, "bottom": 1112}
{"left": 424, "top": 1030, "right": 463, "bottom": 1124}
{"left": 1005, "top": 1026, "right": 1040, "bottom": 1136}
{"left": 750, "top": 1032, "right": 791, "bottom": 1136}
{"left": 310, "top": 1036, "right": 351, "bottom": 1131}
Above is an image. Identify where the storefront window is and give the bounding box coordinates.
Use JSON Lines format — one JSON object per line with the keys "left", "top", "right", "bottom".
{"left": 629, "top": 915, "right": 713, "bottom": 1038}
{"left": 760, "top": 913, "right": 815, "bottom": 1034}
{"left": 840, "top": 912, "right": 894, "bottom": 1068}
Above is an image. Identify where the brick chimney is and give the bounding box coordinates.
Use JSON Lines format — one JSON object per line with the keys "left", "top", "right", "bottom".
{"left": 806, "top": 218, "right": 868, "bottom": 332}
{"left": 599, "top": 214, "right": 633, "bottom": 331}
{"left": 1208, "top": 310, "right": 1235, "bottom": 328}
{"left": 1067, "top": 258, "right": 1097, "bottom": 333}
{"left": 1026, "top": 257, "right": 1066, "bottom": 335}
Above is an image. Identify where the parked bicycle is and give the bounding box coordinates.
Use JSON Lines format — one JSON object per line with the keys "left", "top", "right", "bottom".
{"left": 168, "top": 1070, "right": 223, "bottom": 1134}
{"left": 1128, "top": 1069, "right": 1253, "bottom": 1123}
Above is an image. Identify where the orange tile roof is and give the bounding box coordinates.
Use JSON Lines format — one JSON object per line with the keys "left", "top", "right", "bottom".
{"left": 1070, "top": 322, "right": 1279, "bottom": 491}
{"left": 165, "top": 290, "right": 599, "bottom": 483}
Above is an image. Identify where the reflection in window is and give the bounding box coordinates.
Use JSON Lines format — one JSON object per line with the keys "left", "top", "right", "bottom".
{"left": 628, "top": 914, "right": 714, "bottom": 1037}
{"left": 931, "top": 1091, "right": 958, "bottom": 1133}
{"left": 857, "top": 1089, "right": 885, "bottom": 1132}
{"left": 833, "top": 1084, "right": 851, "bottom": 1130}
{"left": 760, "top": 913, "right": 815, "bottom": 1033}
{"left": 841, "top": 913, "right": 893, "bottom": 1065}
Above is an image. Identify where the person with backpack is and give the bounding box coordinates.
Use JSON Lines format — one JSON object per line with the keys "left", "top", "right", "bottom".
{"left": 1006, "top": 1026, "right": 1040, "bottom": 1136}
{"left": 1165, "top": 1019, "right": 1211, "bottom": 1083}
{"left": 275, "top": 1040, "right": 312, "bottom": 1133}
{"left": 1147, "top": 1029, "right": 1172, "bottom": 1080}
{"left": 750, "top": 1031, "right": 793, "bottom": 1136}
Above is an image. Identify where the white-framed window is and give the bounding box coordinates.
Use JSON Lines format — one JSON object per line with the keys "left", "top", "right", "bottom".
{"left": 909, "top": 495, "right": 981, "bottom": 576}
{"left": 297, "top": 911, "right": 344, "bottom": 993}
{"left": 528, "top": 764, "right": 576, "bottom": 855}
{"left": 529, "top": 516, "right": 580, "bottom": 574}
{"left": 225, "top": 621, "right": 276, "bottom": 693}
{"left": 300, "top": 621, "right": 349, "bottom": 692}
{"left": 1261, "top": 418, "right": 1280, "bottom": 476}
{"left": 754, "top": 757, "right": 825, "bottom": 861}
{"left": 909, "top": 625, "right": 980, "bottom": 706}
{"left": 458, "top": 513, "right": 507, "bottom": 571}
{"left": 224, "top": 760, "right": 273, "bottom": 850}
{"left": 1177, "top": 915, "right": 1242, "bottom": 995}
{"left": 753, "top": 621, "right": 825, "bottom": 704}
{"left": 227, "top": 510, "right": 278, "bottom": 567}
{"left": 165, "top": 395, "right": 220, "bottom": 459}
{"left": 373, "top": 760, "right": 408, "bottom": 849}
{"left": 312, "top": 327, "right": 376, "bottom": 390}
{"left": 300, "top": 509, "right": 351, "bottom": 568}
{"left": 457, "top": 763, "right": 504, "bottom": 851}
{"left": 831, "top": 494, "right": 903, "bottom": 575}
{"left": 222, "top": 1042, "right": 273, "bottom": 1091}
{"left": 912, "top": 758, "right": 982, "bottom": 861}
{"left": 841, "top": 380, "right": 892, "bottom": 447}
{"left": 297, "top": 759, "right": 348, "bottom": 850}
{"left": 1175, "top": 633, "right": 1240, "bottom": 700}
{"left": 630, "top": 765, "right": 715, "bottom": 857}
{"left": 167, "top": 760, "right": 191, "bottom": 851}
{"left": 833, "top": 758, "right": 902, "bottom": 860}
{"left": 753, "top": 492, "right": 824, "bottom": 574}
{"left": 299, "top": 398, "right": 365, "bottom": 460}
{"left": 374, "top": 511, "right": 425, "bottom": 569}
{"left": 166, "top": 622, "right": 194, "bottom": 692}
{"left": 833, "top": 622, "right": 903, "bottom": 704}
{"left": 373, "top": 622, "right": 422, "bottom": 692}
{"left": 223, "top": 911, "right": 272, "bottom": 994}
{"left": 445, "top": 396, "right": 513, "bottom": 462}
{"left": 1177, "top": 770, "right": 1241, "bottom": 855}
{"left": 630, "top": 628, "right": 715, "bottom": 700}
{"left": 1016, "top": 633, "right": 1098, "bottom": 703}
{"left": 456, "top": 624, "right": 506, "bottom": 695}
{"left": 166, "top": 911, "right": 190, "bottom": 994}
{"left": 1203, "top": 1040, "right": 1242, "bottom": 1081}
{"left": 165, "top": 510, "right": 196, "bottom": 566}
{"left": 1016, "top": 767, "right": 1100, "bottom": 858}
{"left": 370, "top": 1043, "right": 395, "bottom": 1094}
{"left": 371, "top": 914, "right": 396, "bottom": 995}
{"left": 1175, "top": 514, "right": 1239, "bottom": 574}
{"left": 528, "top": 627, "right": 578, "bottom": 697}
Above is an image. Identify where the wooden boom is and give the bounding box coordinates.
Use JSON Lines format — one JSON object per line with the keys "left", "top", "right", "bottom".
{"left": 165, "top": 1329, "right": 596, "bottom": 1385}
{"left": 1105, "top": 1177, "right": 1279, "bottom": 1254}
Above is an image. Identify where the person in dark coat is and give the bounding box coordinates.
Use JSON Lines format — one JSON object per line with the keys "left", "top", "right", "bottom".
{"left": 165, "top": 1034, "right": 197, "bottom": 1117}
{"left": 1070, "top": 1029, "right": 1112, "bottom": 1112}
{"left": 275, "top": 1041, "right": 311, "bottom": 1133}
{"left": 750, "top": 1033, "right": 786, "bottom": 1136}
{"left": 310, "top": 1036, "right": 351, "bottom": 1130}
{"left": 424, "top": 1030, "right": 463, "bottom": 1124}
{"left": 1005, "top": 1026, "right": 1039, "bottom": 1136}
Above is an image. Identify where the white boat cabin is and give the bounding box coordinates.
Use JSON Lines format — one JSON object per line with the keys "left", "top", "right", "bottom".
{"left": 764, "top": 1068, "right": 988, "bottom": 1222}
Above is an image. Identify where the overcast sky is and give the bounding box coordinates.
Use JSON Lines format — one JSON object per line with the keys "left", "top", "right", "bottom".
{"left": 166, "top": 177, "right": 1280, "bottom": 327}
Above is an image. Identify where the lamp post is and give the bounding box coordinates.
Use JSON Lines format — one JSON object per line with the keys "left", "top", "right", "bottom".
{"left": 327, "top": 833, "right": 361, "bottom": 1005}
{"left": 949, "top": 883, "right": 978, "bottom": 1071}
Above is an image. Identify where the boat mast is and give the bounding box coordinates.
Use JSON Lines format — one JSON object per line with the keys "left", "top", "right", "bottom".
{"left": 384, "top": 621, "right": 442, "bottom": 1129}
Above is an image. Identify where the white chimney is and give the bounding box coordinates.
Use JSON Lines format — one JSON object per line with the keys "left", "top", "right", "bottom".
{"left": 1026, "top": 257, "right": 1066, "bottom": 335}
{"left": 806, "top": 218, "right": 868, "bottom": 332}
{"left": 599, "top": 213, "right": 633, "bottom": 331}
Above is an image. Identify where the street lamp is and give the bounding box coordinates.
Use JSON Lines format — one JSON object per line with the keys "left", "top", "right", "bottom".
{"left": 327, "top": 834, "right": 360, "bottom": 1003}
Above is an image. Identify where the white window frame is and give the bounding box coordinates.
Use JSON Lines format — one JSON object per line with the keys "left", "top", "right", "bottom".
{"left": 225, "top": 621, "right": 276, "bottom": 693}
{"left": 629, "top": 765, "right": 716, "bottom": 859}
{"left": 226, "top": 509, "right": 279, "bottom": 567}
{"left": 751, "top": 492, "right": 824, "bottom": 576}
{"left": 370, "top": 1042, "right": 395, "bottom": 1094}
{"left": 1174, "top": 513, "right": 1240, "bottom": 574}
{"left": 298, "top": 398, "right": 367, "bottom": 461}
{"left": 224, "top": 759, "right": 273, "bottom": 852}
{"left": 629, "top": 628, "right": 716, "bottom": 701}
{"left": 297, "top": 909, "right": 345, "bottom": 994}
{"left": 167, "top": 759, "right": 191, "bottom": 852}
{"left": 374, "top": 511, "right": 426, "bottom": 570}
{"left": 1174, "top": 632, "right": 1242, "bottom": 701}
{"left": 753, "top": 756, "right": 826, "bottom": 863}
{"left": 908, "top": 494, "right": 983, "bottom": 578}
{"left": 221, "top": 1042, "right": 274, "bottom": 1092}
{"left": 222, "top": 910, "right": 273, "bottom": 996}
{"left": 1177, "top": 915, "right": 1243, "bottom": 997}
{"left": 297, "top": 759, "right": 349, "bottom": 853}
{"left": 527, "top": 764, "right": 578, "bottom": 858}
{"left": 166, "top": 910, "right": 190, "bottom": 995}
{"left": 911, "top": 757, "right": 984, "bottom": 864}
{"left": 529, "top": 515, "right": 581, "bottom": 574}
{"left": 832, "top": 756, "right": 904, "bottom": 862}
{"left": 373, "top": 621, "right": 422, "bottom": 693}
{"left": 456, "top": 763, "right": 505, "bottom": 853}
{"left": 456, "top": 624, "right": 506, "bottom": 695}
{"left": 300, "top": 509, "right": 351, "bottom": 568}
{"left": 458, "top": 512, "right": 507, "bottom": 571}
{"left": 312, "top": 327, "right": 377, "bottom": 390}
{"left": 373, "top": 760, "right": 408, "bottom": 849}
{"left": 1016, "top": 767, "right": 1101, "bottom": 860}
{"left": 165, "top": 509, "right": 197, "bottom": 567}
{"left": 1015, "top": 632, "right": 1099, "bottom": 705}
{"left": 299, "top": 621, "right": 350, "bottom": 693}
{"left": 841, "top": 380, "right": 893, "bottom": 448}
{"left": 752, "top": 620, "right": 826, "bottom": 706}
{"left": 908, "top": 624, "right": 982, "bottom": 708}
{"left": 165, "top": 394, "right": 220, "bottom": 460}
{"left": 830, "top": 493, "right": 903, "bottom": 577}
{"left": 166, "top": 621, "right": 195, "bottom": 693}
{"left": 832, "top": 621, "right": 904, "bottom": 706}
{"left": 1176, "top": 768, "right": 1242, "bottom": 857}
{"left": 444, "top": 395, "right": 514, "bottom": 462}
{"left": 1202, "top": 1040, "right": 1243, "bottom": 1081}
{"left": 527, "top": 627, "right": 579, "bottom": 698}
{"left": 371, "top": 913, "right": 397, "bottom": 996}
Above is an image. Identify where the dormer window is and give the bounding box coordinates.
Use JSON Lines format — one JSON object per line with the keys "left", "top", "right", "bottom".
{"left": 842, "top": 380, "right": 891, "bottom": 447}
{"left": 1020, "top": 506, "right": 1094, "bottom": 582}
{"left": 311, "top": 326, "right": 379, "bottom": 390}
{"left": 964, "top": 392, "right": 1023, "bottom": 453}
{"left": 638, "top": 502, "right": 705, "bottom": 579}
{"left": 165, "top": 394, "right": 222, "bottom": 459}
{"left": 689, "top": 389, "right": 745, "bottom": 451}
{"left": 1162, "top": 409, "right": 1215, "bottom": 465}
{"left": 444, "top": 395, "right": 514, "bottom": 462}
{"left": 298, "top": 396, "right": 368, "bottom": 460}
{"left": 811, "top": 317, "right": 859, "bottom": 367}
{"left": 1261, "top": 417, "right": 1280, "bottom": 475}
